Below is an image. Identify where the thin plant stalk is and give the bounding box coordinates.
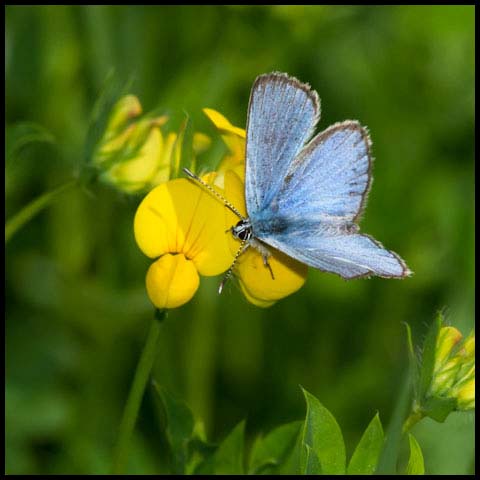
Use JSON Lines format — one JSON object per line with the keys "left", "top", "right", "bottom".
{"left": 111, "top": 309, "right": 166, "bottom": 474}
{"left": 5, "top": 179, "right": 77, "bottom": 243}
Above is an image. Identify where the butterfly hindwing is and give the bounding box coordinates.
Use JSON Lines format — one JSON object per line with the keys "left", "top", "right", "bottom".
{"left": 245, "top": 72, "right": 320, "bottom": 215}
{"left": 262, "top": 229, "right": 410, "bottom": 279}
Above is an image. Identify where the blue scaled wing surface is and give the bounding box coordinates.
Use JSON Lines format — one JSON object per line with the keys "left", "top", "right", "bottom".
{"left": 245, "top": 73, "right": 411, "bottom": 279}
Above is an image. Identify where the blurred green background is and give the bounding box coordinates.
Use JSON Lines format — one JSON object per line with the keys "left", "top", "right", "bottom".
{"left": 5, "top": 5, "right": 474, "bottom": 474}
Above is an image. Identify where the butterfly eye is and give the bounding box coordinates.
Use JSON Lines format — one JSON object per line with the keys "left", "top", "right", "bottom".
{"left": 233, "top": 220, "right": 252, "bottom": 241}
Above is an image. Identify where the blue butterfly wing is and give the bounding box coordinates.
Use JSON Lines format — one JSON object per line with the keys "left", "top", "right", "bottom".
{"left": 261, "top": 229, "right": 410, "bottom": 279}
{"left": 275, "top": 121, "right": 372, "bottom": 222}
{"left": 250, "top": 119, "right": 410, "bottom": 279}
{"left": 245, "top": 72, "right": 320, "bottom": 215}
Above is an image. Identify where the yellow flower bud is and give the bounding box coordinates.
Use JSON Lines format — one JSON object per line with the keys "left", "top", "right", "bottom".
{"left": 146, "top": 254, "right": 199, "bottom": 309}
{"left": 93, "top": 94, "right": 176, "bottom": 193}
{"left": 434, "top": 326, "right": 463, "bottom": 372}
{"left": 428, "top": 326, "right": 475, "bottom": 413}
{"left": 106, "top": 95, "right": 142, "bottom": 137}
{"left": 456, "top": 377, "right": 475, "bottom": 411}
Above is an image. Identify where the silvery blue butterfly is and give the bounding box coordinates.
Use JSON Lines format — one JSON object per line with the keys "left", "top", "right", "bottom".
{"left": 186, "top": 72, "right": 411, "bottom": 291}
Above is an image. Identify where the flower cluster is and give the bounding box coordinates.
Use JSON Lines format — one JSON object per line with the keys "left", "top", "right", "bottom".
{"left": 130, "top": 105, "right": 307, "bottom": 309}
{"left": 429, "top": 326, "right": 475, "bottom": 411}
{"left": 93, "top": 95, "right": 210, "bottom": 193}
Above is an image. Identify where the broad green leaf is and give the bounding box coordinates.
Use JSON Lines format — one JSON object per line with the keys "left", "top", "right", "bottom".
{"left": 152, "top": 382, "right": 194, "bottom": 473}
{"left": 347, "top": 412, "right": 384, "bottom": 474}
{"left": 419, "top": 313, "right": 442, "bottom": 399}
{"left": 406, "top": 434, "right": 425, "bottom": 475}
{"left": 300, "top": 387, "right": 346, "bottom": 474}
{"left": 248, "top": 420, "right": 302, "bottom": 474}
{"left": 423, "top": 395, "right": 457, "bottom": 423}
{"left": 304, "top": 444, "right": 322, "bottom": 474}
{"left": 195, "top": 420, "right": 245, "bottom": 475}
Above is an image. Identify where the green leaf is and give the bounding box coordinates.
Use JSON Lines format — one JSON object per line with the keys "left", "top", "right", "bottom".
{"left": 6, "top": 122, "right": 55, "bottom": 164}
{"left": 423, "top": 395, "right": 457, "bottom": 423}
{"left": 195, "top": 421, "right": 245, "bottom": 475}
{"left": 405, "top": 434, "right": 425, "bottom": 475}
{"left": 276, "top": 426, "right": 302, "bottom": 475}
{"left": 152, "top": 382, "right": 194, "bottom": 474}
{"left": 347, "top": 412, "right": 384, "bottom": 474}
{"left": 419, "top": 312, "right": 443, "bottom": 399}
{"left": 300, "top": 387, "right": 346, "bottom": 474}
{"left": 304, "top": 444, "right": 322, "bottom": 474}
{"left": 248, "top": 420, "right": 302, "bottom": 474}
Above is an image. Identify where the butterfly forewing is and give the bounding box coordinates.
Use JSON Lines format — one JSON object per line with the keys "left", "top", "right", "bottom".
{"left": 275, "top": 121, "right": 372, "bottom": 223}
{"left": 245, "top": 72, "right": 320, "bottom": 215}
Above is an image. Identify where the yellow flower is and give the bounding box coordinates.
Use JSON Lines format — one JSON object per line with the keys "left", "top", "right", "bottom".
{"left": 204, "top": 109, "right": 308, "bottom": 307}
{"left": 134, "top": 178, "right": 234, "bottom": 309}
{"left": 455, "top": 377, "right": 475, "bottom": 411}
{"left": 93, "top": 95, "right": 211, "bottom": 193}
{"left": 429, "top": 327, "right": 475, "bottom": 411}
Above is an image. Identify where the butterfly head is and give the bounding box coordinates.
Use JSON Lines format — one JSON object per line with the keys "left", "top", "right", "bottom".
{"left": 231, "top": 219, "right": 253, "bottom": 242}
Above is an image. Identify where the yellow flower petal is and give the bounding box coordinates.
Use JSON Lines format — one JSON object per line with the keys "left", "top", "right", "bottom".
{"left": 134, "top": 178, "right": 233, "bottom": 276}
{"left": 434, "top": 326, "right": 463, "bottom": 373}
{"left": 106, "top": 95, "right": 142, "bottom": 137}
{"left": 203, "top": 108, "right": 246, "bottom": 140}
{"left": 456, "top": 377, "right": 475, "bottom": 411}
{"left": 106, "top": 126, "right": 164, "bottom": 192}
{"left": 150, "top": 131, "right": 177, "bottom": 187}
{"left": 203, "top": 108, "right": 246, "bottom": 172}
{"left": 146, "top": 253, "right": 199, "bottom": 309}
{"left": 237, "top": 248, "right": 308, "bottom": 305}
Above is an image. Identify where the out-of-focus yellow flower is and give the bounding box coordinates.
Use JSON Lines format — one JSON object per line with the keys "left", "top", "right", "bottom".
{"left": 429, "top": 327, "right": 475, "bottom": 411}
{"left": 204, "top": 109, "right": 308, "bottom": 307}
{"left": 134, "top": 178, "right": 233, "bottom": 309}
{"left": 93, "top": 95, "right": 211, "bottom": 193}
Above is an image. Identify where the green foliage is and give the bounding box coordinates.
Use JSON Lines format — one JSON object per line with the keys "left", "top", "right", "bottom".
{"left": 406, "top": 434, "right": 425, "bottom": 475}
{"left": 347, "top": 413, "right": 384, "bottom": 475}
{"left": 148, "top": 384, "right": 436, "bottom": 475}
{"left": 248, "top": 421, "right": 302, "bottom": 474}
{"left": 300, "top": 388, "right": 346, "bottom": 474}
{"left": 5, "top": 5, "right": 474, "bottom": 475}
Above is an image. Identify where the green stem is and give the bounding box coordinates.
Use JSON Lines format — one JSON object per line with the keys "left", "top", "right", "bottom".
{"left": 111, "top": 309, "right": 166, "bottom": 474}
{"left": 5, "top": 179, "right": 77, "bottom": 243}
{"left": 402, "top": 410, "right": 425, "bottom": 434}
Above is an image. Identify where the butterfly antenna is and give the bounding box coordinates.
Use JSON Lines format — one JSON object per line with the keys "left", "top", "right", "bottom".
{"left": 218, "top": 239, "right": 250, "bottom": 294}
{"left": 183, "top": 168, "right": 245, "bottom": 219}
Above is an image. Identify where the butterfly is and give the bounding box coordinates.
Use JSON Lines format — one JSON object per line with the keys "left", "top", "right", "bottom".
{"left": 185, "top": 72, "right": 411, "bottom": 292}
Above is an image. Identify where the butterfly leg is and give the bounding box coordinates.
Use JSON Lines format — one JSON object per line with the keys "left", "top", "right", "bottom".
{"left": 250, "top": 238, "right": 275, "bottom": 280}
{"left": 262, "top": 255, "right": 275, "bottom": 280}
